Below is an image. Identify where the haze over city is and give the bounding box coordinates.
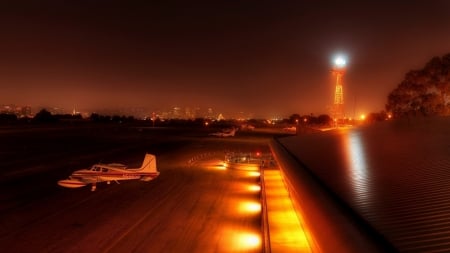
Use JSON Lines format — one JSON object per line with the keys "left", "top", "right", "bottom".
{"left": 1, "top": 1, "right": 450, "bottom": 118}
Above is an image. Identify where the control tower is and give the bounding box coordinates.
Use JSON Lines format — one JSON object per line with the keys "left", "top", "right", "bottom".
{"left": 332, "top": 56, "right": 346, "bottom": 121}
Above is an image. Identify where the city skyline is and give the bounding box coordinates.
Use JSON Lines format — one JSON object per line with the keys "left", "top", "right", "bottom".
{"left": 0, "top": 103, "right": 256, "bottom": 120}
{"left": 1, "top": 1, "right": 450, "bottom": 118}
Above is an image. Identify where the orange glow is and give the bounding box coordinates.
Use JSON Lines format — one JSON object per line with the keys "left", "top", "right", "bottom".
{"left": 231, "top": 182, "right": 261, "bottom": 195}
{"left": 246, "top": 171, "right": 260, "bottom": 178}
{"left": 205, "top": 164, "right": 227, "bottom": 171}
{"left": 247, "top": 184, "right": 261, "bottom": 192}
{"left": 225, "top": 162, "right": 260, "bottom": 171}
{"left": 202, "top": 159, "right": 228, "bottom": 171}
{"left": 215, "top": 162, "right": 227, "bottom": 170}
{"left": 235, "top": 232, "right": 261, "bottom": 249}
{"left": 219, "top": 227, "right": 262, "bottom": 252}
{"left": 264, "top": 169, "right": 315, "bottom": 252}
{"left": 237, "top": 200, "right": 261, "bottom": 214}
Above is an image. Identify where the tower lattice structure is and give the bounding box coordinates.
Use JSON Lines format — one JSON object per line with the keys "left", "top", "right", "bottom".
{"left": 332, "top": 68, "right": 345, "bottom": 120}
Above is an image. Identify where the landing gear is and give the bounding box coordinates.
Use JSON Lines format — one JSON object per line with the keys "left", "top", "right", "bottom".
{"left": 91, "top": 183, "right": 97, "bottom": 191}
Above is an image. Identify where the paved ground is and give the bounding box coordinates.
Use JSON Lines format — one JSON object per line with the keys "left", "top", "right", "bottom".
{"left": 0, "top": 124, "right": 277, "bottom": 252}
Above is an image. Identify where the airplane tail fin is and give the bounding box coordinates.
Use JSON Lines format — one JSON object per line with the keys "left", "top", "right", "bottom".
{"left": 139, "top": 153, "right": 159, "bottom": 181}
{"left": 140, "top": 153, "right": 158, "bottom": 172}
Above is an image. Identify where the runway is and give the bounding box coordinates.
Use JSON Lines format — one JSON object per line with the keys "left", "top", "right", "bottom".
{"left": 0, "top": 125, "right": 274, "bottom": 252}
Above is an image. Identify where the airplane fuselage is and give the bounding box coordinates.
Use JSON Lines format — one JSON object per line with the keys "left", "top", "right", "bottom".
{"left": 57, "top": 153, "right": 159, "bottom": 191}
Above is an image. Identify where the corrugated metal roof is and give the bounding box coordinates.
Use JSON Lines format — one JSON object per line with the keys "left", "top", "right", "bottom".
{"left": 278, "top": 117, "right": 450, "bottom": 252}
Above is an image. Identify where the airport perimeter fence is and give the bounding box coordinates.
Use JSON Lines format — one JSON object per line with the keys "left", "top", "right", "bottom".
{"left": 186, "top": 149, "right": 237, "bottom": 166}
{"left": 186, "top": 150, "right": 276, "bottom": 167}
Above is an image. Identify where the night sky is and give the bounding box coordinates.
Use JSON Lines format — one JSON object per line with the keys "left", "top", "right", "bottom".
{"left": 1, "top": 1, "right": 450, "bottom": 118}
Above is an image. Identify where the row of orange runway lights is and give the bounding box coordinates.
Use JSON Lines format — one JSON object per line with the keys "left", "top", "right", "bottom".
{"left": 209, "top": 160, "right": 263, "bottom": 252}
{"left": 208, "top": 159, "right": 314, "bottom": 252}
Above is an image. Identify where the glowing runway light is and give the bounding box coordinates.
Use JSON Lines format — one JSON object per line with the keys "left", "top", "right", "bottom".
{"left": 247, "top": 184, "right": 261, "bottom": 192}
{"left": 215, "top": 163, "right": 227, "bottom": 171}
{"left": 220, "top": 227, "right": 262, "bottom": 252}
{"left": 234, "top": 232, "right": 261, "bottom": 250}
{"left": 246, "top": 171, "right": 260, "bottom": 178}
{"left": 203, "top": 160, "right": 228, "bottom": 171}
{"left": 238, "top": 201, "right": 261, "bottom": 214}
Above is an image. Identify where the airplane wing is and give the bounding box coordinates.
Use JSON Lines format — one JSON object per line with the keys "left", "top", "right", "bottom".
{"left": 57, "top": 178, "right": 88, "bottom": 188}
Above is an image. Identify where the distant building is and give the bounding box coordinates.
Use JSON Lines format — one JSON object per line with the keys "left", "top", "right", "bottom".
{"left": 17, "top": 106, "right": 32, "bottom": 118}
{"left": 1, "top": 104, "right": 32, "bottom": 118}
{"left": 185, "top": 107, "right": 194, "bottom": 119}
{"left": 172, "top": 106, "right": 181, "bottom": 119}
{"left": 207, "top": 108, "right": 214, "bottom": 119}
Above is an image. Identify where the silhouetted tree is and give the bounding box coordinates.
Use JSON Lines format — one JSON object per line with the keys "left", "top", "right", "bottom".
{"left": 89, "top": 113, "right": 100, "bottom": 122}
{"left": 366, "top": 111, "right": 388, "bottom": 123}
{"left": 55, "top": 114, "right": 82, "bottom": 120}
{"left": 90, "top": 113, "right": 112, "bottom": 122}
{"left": 33, "top": 109, "right": 56, "bottom": 123}
{"left": 288, "top": 114, "right": 301, "bottom": 124}
{"left": 317, "top": 114, "right": 332, "bottom": 125}
{"left": 386, "top": 53, "right": 450, "bottom": 117}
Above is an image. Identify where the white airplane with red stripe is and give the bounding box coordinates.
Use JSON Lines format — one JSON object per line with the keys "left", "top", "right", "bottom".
{"left": 209, "top": 127, "right": 237, "bottom": 137}
{"left": 58, "top": 153, "right": 159, "bottom": 191}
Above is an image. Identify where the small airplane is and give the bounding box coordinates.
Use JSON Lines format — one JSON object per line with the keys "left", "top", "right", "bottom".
{"left": 283, "top": 126, "right": 297, "bottom": 133}
{"left": 208, "top": 127, "right": 237, "bottom": 137}
{"left": 58, "top": 153, "right": 159, "bottom": 191}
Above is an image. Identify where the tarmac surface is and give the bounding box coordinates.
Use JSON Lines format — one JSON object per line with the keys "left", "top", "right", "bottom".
{"left": 0, "top": 124, "right": 277, "bottom": 252}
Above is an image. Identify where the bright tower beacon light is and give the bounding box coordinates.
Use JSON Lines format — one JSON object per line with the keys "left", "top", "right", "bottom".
{"left": 334, "top": 56, "right": 346, "bottom": 68}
